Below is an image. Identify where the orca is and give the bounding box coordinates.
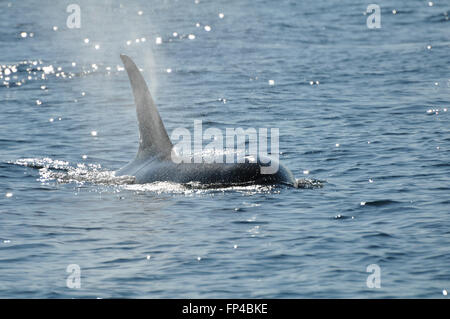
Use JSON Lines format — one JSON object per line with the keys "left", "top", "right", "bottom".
{"left": 115, "top": 54, "right": 297, "bottom": 187}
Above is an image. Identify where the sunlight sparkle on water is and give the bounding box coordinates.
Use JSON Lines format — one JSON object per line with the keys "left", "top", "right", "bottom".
{"left": 42, "top": 65, "right": 54, "bottom": 74}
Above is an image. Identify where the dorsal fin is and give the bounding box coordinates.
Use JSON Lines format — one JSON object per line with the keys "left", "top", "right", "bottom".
{"left": 120, "top": 54, "right": 173, "bottom": 160}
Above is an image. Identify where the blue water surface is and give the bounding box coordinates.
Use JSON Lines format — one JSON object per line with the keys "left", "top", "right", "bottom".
{"left": 0, "top": 0, "right": 449, "bottom": 298}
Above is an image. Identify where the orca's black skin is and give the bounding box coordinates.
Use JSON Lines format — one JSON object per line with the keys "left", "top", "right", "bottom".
{"left": 116, "top": 55, "right": 297, "bottom": 187}
{"left": 117, "top": 155, "right": 296, "bottom": 186}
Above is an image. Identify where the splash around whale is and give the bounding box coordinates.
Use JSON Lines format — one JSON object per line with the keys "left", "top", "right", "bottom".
{"left": 116, "top": 54, "right": 298, "bottom": 188}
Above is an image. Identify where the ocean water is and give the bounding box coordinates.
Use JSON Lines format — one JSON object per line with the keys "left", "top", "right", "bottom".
{"left": 0, "top": 0, "right": 449, "bottom": 298}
